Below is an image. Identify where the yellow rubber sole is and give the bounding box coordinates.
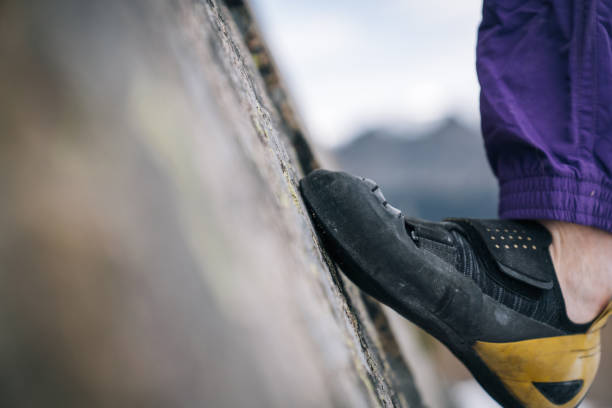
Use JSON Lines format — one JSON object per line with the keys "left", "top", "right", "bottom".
{"left": 474, "top": 302, "right": 612, "bottom": 407}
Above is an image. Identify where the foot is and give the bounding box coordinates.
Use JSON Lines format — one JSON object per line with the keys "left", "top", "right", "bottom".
{"left": 300, "top": 169, "right": 612, "bottom": 408}
{"left": 540, "top": 220, "right": 612, "bottom": 324}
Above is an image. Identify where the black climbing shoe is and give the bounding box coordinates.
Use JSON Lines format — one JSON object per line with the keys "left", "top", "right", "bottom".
{"left": 299, "top": 169, "right": 612, "bottom": 408}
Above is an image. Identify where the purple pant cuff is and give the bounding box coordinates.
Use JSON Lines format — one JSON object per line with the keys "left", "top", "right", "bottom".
{"left": 498, "top": 176, "right": 612, "bottom": 234}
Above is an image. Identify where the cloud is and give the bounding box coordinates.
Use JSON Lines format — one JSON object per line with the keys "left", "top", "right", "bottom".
{"left": 251, "top": 0, "right": 482, "bottom": 147}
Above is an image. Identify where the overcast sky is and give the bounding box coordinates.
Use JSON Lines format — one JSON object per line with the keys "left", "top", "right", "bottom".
{"left": 249, "top": 0, "right": 483, "bottom": 148}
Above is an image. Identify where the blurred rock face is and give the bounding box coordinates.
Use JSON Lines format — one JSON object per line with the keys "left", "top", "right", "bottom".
{"left": 0, "top": 1, "right": 423, "bottom": 407}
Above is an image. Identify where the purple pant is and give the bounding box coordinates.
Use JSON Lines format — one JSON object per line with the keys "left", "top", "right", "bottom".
{"left": 477, "top": 0, "right": 612, "bottom": 232}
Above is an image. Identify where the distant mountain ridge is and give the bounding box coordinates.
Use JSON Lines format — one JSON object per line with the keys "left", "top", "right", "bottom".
{"left": 333, "top": 117, "right": 499, "bottom": 221}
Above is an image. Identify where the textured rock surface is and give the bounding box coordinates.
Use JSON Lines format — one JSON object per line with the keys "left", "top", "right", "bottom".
{"left": 0, "top": 1, "right": 424, "bottom": 406}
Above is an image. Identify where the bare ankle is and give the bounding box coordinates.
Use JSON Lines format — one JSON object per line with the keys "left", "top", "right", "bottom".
{"left": 540, "top": 220, "right": 612, "bottom": 324}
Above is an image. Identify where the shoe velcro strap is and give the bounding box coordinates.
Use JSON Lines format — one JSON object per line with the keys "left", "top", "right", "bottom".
{"left": 447, "top": 219, "right": 555, "bottom": 290}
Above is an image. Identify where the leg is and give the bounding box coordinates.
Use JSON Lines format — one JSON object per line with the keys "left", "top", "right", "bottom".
{"left": 542, "top": 220, "right": 612, "bottom": 322}
{"left": 300, "top": 1, "right": 612, "bottom": 406}
{"left": 477, "top": 0, "right": 612, "bottom": 322}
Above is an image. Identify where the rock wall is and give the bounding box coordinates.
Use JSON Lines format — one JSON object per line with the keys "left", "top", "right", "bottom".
{"left": 0, "top": 1, "right": 424, "bottom": 406}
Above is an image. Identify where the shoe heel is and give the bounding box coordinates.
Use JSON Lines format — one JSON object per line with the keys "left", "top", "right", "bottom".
{"left": 474, "top": 303, "right": 612, "bottom": 407}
